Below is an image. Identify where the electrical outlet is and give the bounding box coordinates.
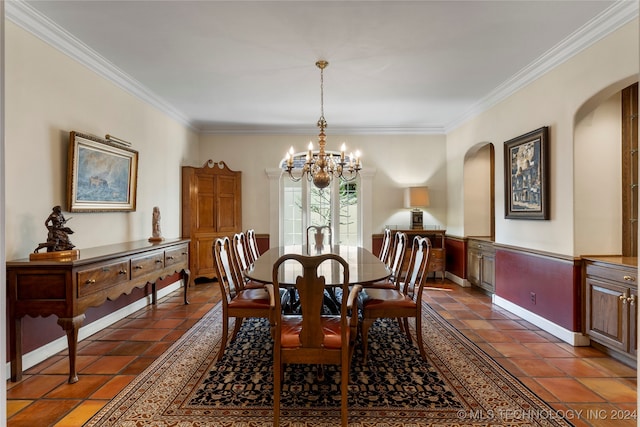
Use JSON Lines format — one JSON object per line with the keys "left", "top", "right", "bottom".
{"left": 530, "top": 292, "right": 536, "bottom": 304}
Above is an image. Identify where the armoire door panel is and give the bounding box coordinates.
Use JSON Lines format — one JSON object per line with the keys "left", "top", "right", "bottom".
{"left": 182, "top": 161, "right": 242, "bottom": 280}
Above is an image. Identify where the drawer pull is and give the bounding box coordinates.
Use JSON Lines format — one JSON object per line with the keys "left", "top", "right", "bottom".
{"left": 623, "top": 275, "right": 636, "bottom": 282}
{"left": 155, "top": 259, "right": 163, "bottom": 263}
{"left": 119, "top": 269, "right": 127, "bottom": 275}
{"left": 629, "top": 296, "right": 636, "bottom": 306}
{"left": 182, "top": 252, "right": 188, "bottom": 256}
{"left": 135, "top": 265, "right": 143, "bottom": 270}
{"left": 167, "top": 256, "right": 175, "bottom": 260}
{"left": 85, "top": 279, "right": 96, "bottom": 285}
{"left": 620, "top": 295, "right": 628, "bottom": 304}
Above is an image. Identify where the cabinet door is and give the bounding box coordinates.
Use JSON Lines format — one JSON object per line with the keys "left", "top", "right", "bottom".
{"left": 479, "top": 252, "right": 495, "bottom": 292}
{"left": 585, "top": 277, "right": 628, "bottom": 352}
{"left": 216, "top": 175, "right": 241, "bottom": 232}
{"left": 631, "top": 292, "right": 637, "bottom": 357}
{"left": 194, "top": 173, "right": 216, "bottom": 232}
{"left": 467, "top": 247, "right": 481, "bottom": 286}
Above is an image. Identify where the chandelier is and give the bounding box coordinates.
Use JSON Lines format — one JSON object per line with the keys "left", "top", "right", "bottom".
{"left": 284, "top": 60, "right": 361, "bottom": 189}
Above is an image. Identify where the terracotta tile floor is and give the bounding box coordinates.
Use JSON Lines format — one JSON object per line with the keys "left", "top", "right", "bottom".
{"left": 6, "top": 280, "right": 637, "bottom": 426}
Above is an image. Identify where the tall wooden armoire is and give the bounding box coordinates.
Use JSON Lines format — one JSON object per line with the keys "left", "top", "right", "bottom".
{"left": 182, "top": 160, "right": 242, "bottom": 281}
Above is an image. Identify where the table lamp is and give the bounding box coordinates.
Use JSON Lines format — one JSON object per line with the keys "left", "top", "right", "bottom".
{"left": 404, "top": 186, "right": 430, "bottom": 230}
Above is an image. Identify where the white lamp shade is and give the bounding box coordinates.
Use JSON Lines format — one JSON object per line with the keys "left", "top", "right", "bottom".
{"left": 404, "top": 186, "right": 430, "bottom": 208}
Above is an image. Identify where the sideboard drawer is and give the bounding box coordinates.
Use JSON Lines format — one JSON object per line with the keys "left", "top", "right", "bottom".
{"left": 585, "top": 263, "right": 637, "bottom": 284}
{"left": 165, "top": 244, "right": 189, "bottom": 268}
{"left": 77, "top": 260, "right": 130, "bottom": 297}
{"left": 131, "top": 250, "right": 165, "bottom": 279}
{"left": 428, "top": 248, "right": 444, "bottom": 271}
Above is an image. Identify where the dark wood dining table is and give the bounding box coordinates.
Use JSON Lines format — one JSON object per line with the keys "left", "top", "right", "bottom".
{"left": 244, "top": 245, "right": 391, "bottom": 286}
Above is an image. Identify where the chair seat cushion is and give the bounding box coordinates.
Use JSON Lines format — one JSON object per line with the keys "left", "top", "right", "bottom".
{"left": 365, "top": 278, "right": 397, "bottom": 289}
{"left": 361, "top": 288, "right": 416, "bottom": 309}
{"left": 280, "top": 315, "right": 349, "bottom": 349}
{"left": 243, "top": 280, "right": 266, "bottom": 289}
{"left": 228, "top": 288, "right": 272, "bottom": 309}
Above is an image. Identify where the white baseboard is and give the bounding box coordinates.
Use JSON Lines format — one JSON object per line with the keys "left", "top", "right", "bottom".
{"left": 493, "top": 295, "right": 590, "bottom": 346}
{"left": 6, "top": 280, "right": 183, "bottom": 380}
{"left": 442, "top": 272, "right": 470, "bottom": 287}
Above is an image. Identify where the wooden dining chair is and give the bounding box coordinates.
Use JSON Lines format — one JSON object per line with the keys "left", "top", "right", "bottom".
{"left": 231, "top": 232, "right": 265, "bottom": 289}
{"left": 366, "top": 231, "right": 407, "bottom": 289}
{"left": 306, "top": 225, "right": 332, "bottom": 254}
{"left": 378, "top": 227, "right": 392, "bottom": 265}
{"left": 360, "top": 235, "right": 431, "bottom": 363}
{"left": 271, "top": 253, "right": 362, "bottom": 427}
{"left": 246, "top": 229, "right": 261, "bottom": 264}
{"left": 212, "top": 237, "right": 275, "bottom": 362}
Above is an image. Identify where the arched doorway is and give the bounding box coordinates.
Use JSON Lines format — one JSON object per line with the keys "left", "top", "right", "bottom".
{"left": 463, "top": 142, "right": 495, "bottom": 240}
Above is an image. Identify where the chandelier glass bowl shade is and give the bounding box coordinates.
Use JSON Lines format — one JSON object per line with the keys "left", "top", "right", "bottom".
{"left": 284, "top": 60, "right": 361, "bottom": 189}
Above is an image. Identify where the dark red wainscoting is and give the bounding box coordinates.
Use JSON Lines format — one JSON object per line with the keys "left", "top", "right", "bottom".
{"left": 495, "top": 249, "right": 582, "bottom": 332}
{"left": 445, "top": 237, "right": 466, "bottom": 279}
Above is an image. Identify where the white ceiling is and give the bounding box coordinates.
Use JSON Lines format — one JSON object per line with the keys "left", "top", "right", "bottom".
{"left": 9, "top": 1, "right": 638, "bottom": 134}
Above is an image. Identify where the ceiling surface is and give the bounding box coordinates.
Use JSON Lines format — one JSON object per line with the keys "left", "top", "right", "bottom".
{"left": 13, "top": 0, "right": 635, "bottom": 134}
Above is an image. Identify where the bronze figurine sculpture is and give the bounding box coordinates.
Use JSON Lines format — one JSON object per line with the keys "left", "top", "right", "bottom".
{"left": 34, "top": 205, "right": 75, "bottom": 253}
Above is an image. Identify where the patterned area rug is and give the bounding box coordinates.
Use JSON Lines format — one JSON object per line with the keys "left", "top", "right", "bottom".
{"left": 86, "top": 301, "right": 573, "bottom": 426}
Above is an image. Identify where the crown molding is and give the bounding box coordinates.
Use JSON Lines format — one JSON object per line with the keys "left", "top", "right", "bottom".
{"left": 198, "top": 124, "right": 446, "bottom": 135}
{"left": 6, "top": 0, "right": 195, "bottom": 131}
{"left": 6, "top": 0, "right": 637, "bottom": 136}
{"left": 445, "top": 0, "right": 639, "bottom": 133}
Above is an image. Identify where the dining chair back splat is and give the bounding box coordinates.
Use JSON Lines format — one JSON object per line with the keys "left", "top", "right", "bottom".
{"left": 213, "top": 237, "right": 275, "bottom": 362}
{"left": 246, "top": 229, "right": 261, "bottom": 264}
{"left": 231, "top": 232, "right": 265, "bottom": 289}
{"left": 359, "top": 236, "right": 431, "bottom": 363}
{"left": 366, "top": 231, "right": 407, "bottom": 289}
{"left": 232, "top": 232, "right": 252, "bottom": 272}
{"left": 378, "top": 227, "right": 392, "bottom": 265}
{"left": 272, "top": 253, "right": 362, "bottom": 427}
{"left": 306, "top": 225, "right": 332, "bottom": 254}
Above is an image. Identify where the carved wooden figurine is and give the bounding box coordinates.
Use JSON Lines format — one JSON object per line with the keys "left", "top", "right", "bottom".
{"left": 149, "top": 206, "right": 164, "bottom": 242}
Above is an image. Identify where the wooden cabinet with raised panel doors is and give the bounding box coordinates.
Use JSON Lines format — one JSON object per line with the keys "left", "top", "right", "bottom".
{"left": 182, "top": 160, "right": 242, "bottom": 281}
{"left": 583, "top": 256, "right": 637, "bottom": 365}
{"left": 467, "top": 238, "right": 495, "bottom": 293}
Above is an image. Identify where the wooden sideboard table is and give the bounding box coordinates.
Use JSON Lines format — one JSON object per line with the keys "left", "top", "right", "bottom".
{"left": 7, "top": 238, "right": 190, "bottom": 384}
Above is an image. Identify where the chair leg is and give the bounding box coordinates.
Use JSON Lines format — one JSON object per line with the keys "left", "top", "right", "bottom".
{"left": 415, "top": 315, "right": 426, "bottom": 360}
{"left": 341, "top": 350, "right": 349, "bottom": 427}
{"left": 230, "top": 317, "right": 243, "bottom": 341}
{"left": 216, "top": 316, "right": 229, "bottom": 362}
{"left": 361, "top": 318, "right": 374, "bottom": 363}
{"left": 402, "top": 318, "right": 412, "bottom": 344}
{"left": 274, "top": 357, "right": 281, "bottom": 426}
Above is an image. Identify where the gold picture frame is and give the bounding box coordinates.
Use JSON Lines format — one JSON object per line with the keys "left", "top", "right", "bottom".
{"left": 67, "top": 131, "right": 138, "bottom": 212}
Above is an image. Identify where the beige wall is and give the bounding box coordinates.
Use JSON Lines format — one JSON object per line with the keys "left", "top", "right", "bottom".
{"left": 463, "top": 143, "right": 493, "bottom": 237}
{"left": 199, "top": 133, "right": 447, "bottom": 239}
{"left": 574, "top": 92, "right": 622, "bottom": 255}
{"left": 446, "top": 20, "right": 638, "bottom": 256}
{"left": 5, "top": 21, "right": 199, "bottom": 261}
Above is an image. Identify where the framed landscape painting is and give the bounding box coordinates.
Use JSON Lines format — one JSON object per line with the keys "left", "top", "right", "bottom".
{"left": 67, "top": 131, "right": 138, "bottom": 212}
{"left": 504, "top": 126, "right": 549, "bottom": 220}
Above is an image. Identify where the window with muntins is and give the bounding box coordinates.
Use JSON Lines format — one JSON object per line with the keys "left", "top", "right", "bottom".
{"left": 280, "top": 152, "right": 361, "bottom": 246}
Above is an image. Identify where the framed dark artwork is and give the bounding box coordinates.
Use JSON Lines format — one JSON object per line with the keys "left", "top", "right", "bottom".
{"left": 504, "top": 126, "right": 549, "bottom": 220}
{"left": 67, "top": 131, "right": 138, "bottom": 212}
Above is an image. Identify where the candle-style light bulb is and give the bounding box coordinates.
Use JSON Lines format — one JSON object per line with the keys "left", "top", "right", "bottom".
{"left": 355, "top": 150, "right": 361, "bottom": 167}
{"left": 340, "top": 143, "right": 346, "bottom": 162}
{"left": 286, "top": 147, "right": 293, "bottom": 167}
